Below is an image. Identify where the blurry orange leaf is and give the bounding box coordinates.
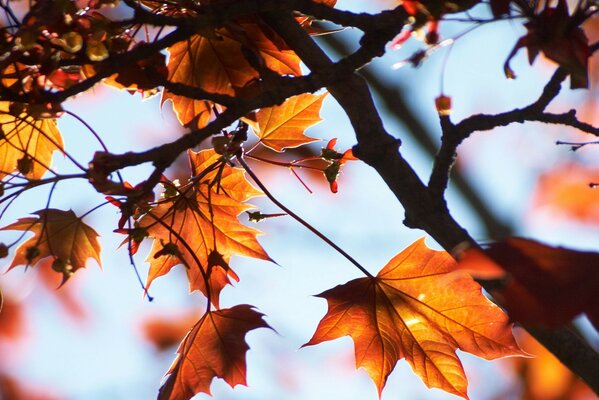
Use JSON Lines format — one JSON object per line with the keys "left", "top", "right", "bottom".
{"left": 250, "top": 92, "right": 326, "bottom": 152}
{"left": 158, "top": 305, "right": 269, "bottom": 400}
{"left": 0, "top": 373, "right": 61, "bottom": 400}
{"left": 141, "top": 311, "right": 199, "bottom": 352}
{"left": 164, "top": 22, "right": 300, "bottom": 128}
{"left": 1, "top": 209, "right": 101, "bottom": 283}
{"left": 458, "top": 238, "right": 599, "bottom": 330}
{"left": 0, "top": 291, "right": 25, "bottom": 341}
{"left": 140, "top": 149, "right": 270, "bottom": 307}
{"left": 0, "top": 103, "right": 64, "bottom": 180}
{"left": 532, "top": 163, "right": 599, "bottom": 225}
{"left": 503, "top": 331, "right": 595, "bottom": 400}
{"left": 305, "top": 238, "right": 523, "bottom": 399}
{"left": 37, "top": 258, "right": 87, "bottom": 320}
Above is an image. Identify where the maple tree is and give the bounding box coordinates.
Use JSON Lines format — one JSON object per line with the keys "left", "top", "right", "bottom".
{"left": 0, "top": 0, "right": 598, "bottom": 399}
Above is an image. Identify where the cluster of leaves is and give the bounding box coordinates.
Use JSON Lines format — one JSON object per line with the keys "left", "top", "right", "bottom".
{"left": 0, "top": 0, "right": 597, "bottom": 399}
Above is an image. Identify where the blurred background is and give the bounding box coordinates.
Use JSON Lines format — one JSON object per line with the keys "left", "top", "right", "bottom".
{"left": 0, "top": 0, "right": 598, "bottom": 399}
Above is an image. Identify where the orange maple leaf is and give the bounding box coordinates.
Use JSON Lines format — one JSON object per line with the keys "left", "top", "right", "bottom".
{"left": 305, "top": 238, "right": 523, "bottom": 399}
{"left": 164, "top": 21, "right": 301, "bottom": 128}
{"left": 141, "top": 311, "right": 200, "bottom": 352}
{"left": 248, "top": 92, "right": 327, "bottom": 152}
{"left": 140, "top": 149, "right": 270, "bottom": 307}
{"left": 157, "top": 304, "right": 270, "bottom": 400}
{"left": 502, "top": 331, "right": 595, "bottom": 400}
{"left": 1, "top": 209, "right": 101, "bottom": 283}
{"left": 0, "top": 104, "right": 64, "bottom": 180}
{"left": 532, "top": 163, "right": 599, "bottom": 225}
{"left": 457, "top": 238, "right": 599, "bottom": 330}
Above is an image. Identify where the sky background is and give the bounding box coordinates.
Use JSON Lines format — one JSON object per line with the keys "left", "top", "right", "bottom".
{"left": 0, "top": 1, "right": 598, "bottom": 399}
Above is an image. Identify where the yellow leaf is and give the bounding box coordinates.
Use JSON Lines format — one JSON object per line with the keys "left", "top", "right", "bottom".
{"left": 2, "top": 209, "right": 102, "bottom": 283}
{"left": 164, "top": 21, "right": 301, "bottom": 128}
{"left": 0, "top": 103, "right": 63, "bottom": 180}
{"left": 251, "top": 92, "right": 327, "bottom": 152}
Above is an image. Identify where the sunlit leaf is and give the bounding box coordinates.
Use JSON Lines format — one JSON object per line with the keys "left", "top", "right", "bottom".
{"left": 164, "top": 22, "right": 301, "bottom": 128}
{"left": 305, "top": 238, "right": 523, "bottom": 399}
{"left": 250, "top": 92, "right": 326, "bottom": 152}
{"left": 158, "top": 305, "right": 270, "bottom": 400}
{"left": 0, "top": 103, "right": 63, "bottom": 180}
{"left": 1, "top": 209, "right": 101, "bottom": 283}
{"left": 140, "top": 149, "right": 270, "bottom": 307}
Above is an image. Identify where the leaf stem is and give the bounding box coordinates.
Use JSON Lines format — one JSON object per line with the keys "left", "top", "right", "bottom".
{"left": 238, "top": 155, "right": 374, "bottom": 279}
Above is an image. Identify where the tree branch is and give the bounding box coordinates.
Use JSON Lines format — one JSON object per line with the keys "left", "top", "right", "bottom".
{"left": 262, "top": 9, "right": 599, "bottom": 394}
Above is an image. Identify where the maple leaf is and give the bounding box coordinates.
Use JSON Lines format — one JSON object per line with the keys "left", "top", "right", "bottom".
{"left": 157, "top": 304, "right": 270, "bottom": 400}
{"left": 503, "top": 0, "right": 590, "bottom": 88}
{"left": 305, "top": 238, "right": 523, "bottom": 399}
{"left": 0, "top": 103, "right": 64, "bottom": 180}
{"left": 164, "top": 21, "right": 301, "bottom": 128}
{"left": 457, "top": 238, "right": 599, "bottom": 330}
{"left": 248, "top": 92, "right": 326, "bottom": 152}
{"left": 140, "top": 149, "right": 269, "bottom": 307}
{"left": 1, "top": 209, "right": 101, "bottom": 283}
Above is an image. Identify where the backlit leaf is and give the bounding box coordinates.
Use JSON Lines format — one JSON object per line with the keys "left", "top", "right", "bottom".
{"left": 250, "top": 92, "right": 326, "bottom": 152}
{"left": 158, "top": 305, "right": 269, "bottom": 400}
{"left": 305, "top": 238, "right": 523, "bottom": 399}
{"left": 164, "top": 22, "right": 301, "bottom": 128}
{"left": 0, "top": 104, "right": 64, "bottom": 180}
{"left": 1, "top": 209, "right": 101, "bottom": 283}
{"left": 140, "top": 149, "right": 270, "bottom": 307}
